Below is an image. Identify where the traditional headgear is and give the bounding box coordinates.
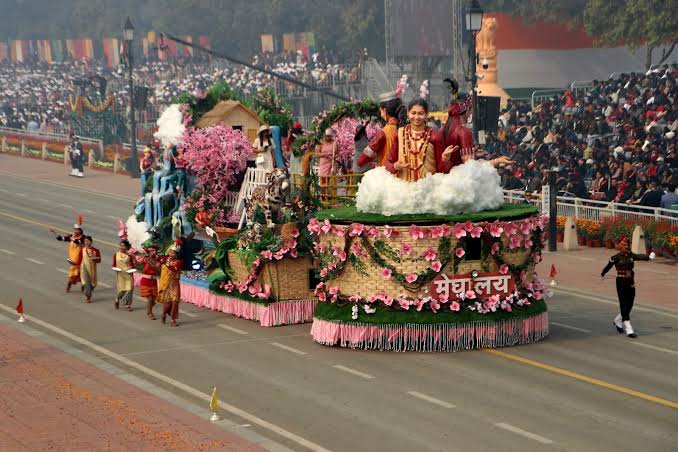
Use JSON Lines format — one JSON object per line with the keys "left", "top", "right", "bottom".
{"left": 448, "top": 94, "right": 473, "bottom": 117}
{"left": 73, "top": 213, "right": 84, "bottom": 230}
{"left": 170, "top": 239, "right": 181, "bottom": 254}
{"left": 618, "top": 235, "right": 630, "bottom": 250}
{"left": 257, "top": 125, "right": 271, "bottom": 135}
{"left": 378, "top": 91, "right": 398, "bottom": 103}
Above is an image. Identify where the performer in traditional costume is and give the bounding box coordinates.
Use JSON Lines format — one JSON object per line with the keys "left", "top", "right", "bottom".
{"left": 139, "top": 245, "right": 160, "bottom": 320}
{"left": 601, "top": 236, "right": 655, "bottom": 337}
{"left": 51, "top": 216, "right": 85, "bottom": 292}
{"left": 157, "top": 241, "right": 183, "bottom": 327}
{"left": 80, "top": 236, "right": 101, "bottom": 303}
{"left": 112, "top": 239, "right": 135, "bottom": 311}
{"left": 253, "top": 125, "right": 275, "bottom": 172}
{"left": 356, "top": 91, "right": 405, "bottom": 168}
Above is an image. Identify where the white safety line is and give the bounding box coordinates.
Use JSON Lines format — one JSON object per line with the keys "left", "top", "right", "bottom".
{"left": 83, "top": 209, "right": 96, "bottom": 214}
{"left": 0, "top": 249, "right": 16, "bottom": 255}
{"left": 271, "top": 342, "right": 307, "bottom": 356}
{"left": 407, "top": 391, "right": 455, "bottom": 408}
{"left": 0, "top": 188, "right": 8, "bottom": 193}
{"left": 630, "top": 342, "right": 678, "bottom": 356}
{"left": 59, "top": 203, "right": 73, "bottom": 208}
{"left": 332, "top": 365, "right": 375, "bottom": 380}
{"left": 0, "top": 304, "right": 330, "bottom": 452}
{"left": 15, "top": 192, "right": 27, "bottom": 197}
{"left": 98, "top": 282, "right": 112, "bottom": 289}
{"left": 553, "top": 288, "right": 678, "bottom": 319}
{"left": 217, "top": 324, "right": 248, "bottom": 335}
{"left": 106, "top": 215, "right": 119, "bottom": 220}
{"left": 56, "top": 268, "right": 68, "bottom": 274}
{"left": 496, "top": 423, "right": 554, "bottom": 444}
{"left": 25, "top": 258, "right": 45, "bottom": 265}
{"left": 550, "top": 322, "right": 592, "bottom": 334}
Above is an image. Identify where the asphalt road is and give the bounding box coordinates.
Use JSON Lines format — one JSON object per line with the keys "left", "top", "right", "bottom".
{"left": 0, "top": 173, "right": 677, "bottom": 452}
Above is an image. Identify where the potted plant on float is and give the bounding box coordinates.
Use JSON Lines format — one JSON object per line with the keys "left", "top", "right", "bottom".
{"left": 556, "top": 216, "right": 566, "bottom": 242}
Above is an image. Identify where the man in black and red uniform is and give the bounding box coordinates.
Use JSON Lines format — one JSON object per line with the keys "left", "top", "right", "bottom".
{"left": 601, "top": 236, "right": 655, "bottom": 337}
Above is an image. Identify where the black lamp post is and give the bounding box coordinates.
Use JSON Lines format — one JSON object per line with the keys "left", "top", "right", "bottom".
{"left": 465, "top": 0, "right": 484, "bottom": 144}
{"left": 124, "top": 17, "right": 140, "bottom": 178}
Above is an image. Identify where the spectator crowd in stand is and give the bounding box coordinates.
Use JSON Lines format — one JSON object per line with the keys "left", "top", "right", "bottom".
{"left": 478, "top": 64, "right": 678, "bottom": 210}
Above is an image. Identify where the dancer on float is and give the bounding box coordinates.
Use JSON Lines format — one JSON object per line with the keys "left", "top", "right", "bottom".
{"left": 50, "top": 216, "right": 85, "bottom": 293}
{"left": 157, "top": 241, "right": 183, "bottom": 327}
{"left": 356, "top": 91, "right": 406, "bottom": 168}
{"left": 80, "top": 236, "right": 101, "bottom": 303}
{"left": 139, "top": 244, "right": 161, "bottom": 320}
{"left": 601, "top": 236, "right": 655, "bottom": 338}
{"left": 112, "top": 239, "right": 135, "bottom": 311}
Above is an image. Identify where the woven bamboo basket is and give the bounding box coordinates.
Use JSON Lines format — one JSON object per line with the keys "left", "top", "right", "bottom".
{"left": 320, "top": 222, "right": 534, "bottom": 299}
{"left": 227, "top": 251, "right": 314, "bottom": 301}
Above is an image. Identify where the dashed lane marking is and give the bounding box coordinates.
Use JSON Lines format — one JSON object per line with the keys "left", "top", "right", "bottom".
{"left": 630, "top": 341, "right": 678, "bottom": 356}
{"left": 0, "top": 304, "right": 331, "bottom": 452}
{"left": 217, "top": 324, "right": 248, "bottom": 335}
{"left": 15, "top": 193, "right": 27, "bottom": 197}
{"left": 0, "top": 249, "right": 16, "bottom": 255}
{"left": 270, "top": 342, "right": 307, "bottom": 355}
{"left": 106, "top": 215, "right": 119, "bottom": 220}
{"left": 496, "top": 423, "right": 554, "bottom": 444}
{"left": 56, "top": 268, "right": 68, "bottom": 274}
{"left": 98, "top": 282, "right": 112, "bottom": 289}
{"left": 550, "top": 321, "right": 592, "bottom": 334}
{"left": 407, "top": 391, "right": 455, "bottom": 408}
{"left": 25, "top": 258, "right": 45, "bottom": 265}
{"left": 332, "top": 365, "right": 375, "bottom": 380}
{"left": 83, "top": 209, "right": 96, "bottom": 214}
{"left": 59, "top": 203, "right": 73, "bottom": 208}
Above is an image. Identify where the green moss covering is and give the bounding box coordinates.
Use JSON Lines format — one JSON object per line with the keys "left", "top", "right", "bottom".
{"left": 314, "top": 203, "right": 539, "bottom": 225}
{"left": 313, "top": 299, "right": 547, "bottom": 325}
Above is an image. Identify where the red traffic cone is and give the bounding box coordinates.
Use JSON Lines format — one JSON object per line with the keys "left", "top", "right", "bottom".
{"left": 16, "top": 299, "right": 25, "bottom": 323}
{"left": 549, "top": 265, "right": 558, "bottom": 286}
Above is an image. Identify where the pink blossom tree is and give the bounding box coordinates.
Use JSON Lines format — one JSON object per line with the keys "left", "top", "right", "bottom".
{"left": 330, "top": 117, "right": 381, "bottom": 166}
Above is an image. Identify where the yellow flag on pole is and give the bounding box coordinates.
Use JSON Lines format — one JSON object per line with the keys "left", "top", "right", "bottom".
{"left": 210, "top": 387, "right": 218, "bottom": 412}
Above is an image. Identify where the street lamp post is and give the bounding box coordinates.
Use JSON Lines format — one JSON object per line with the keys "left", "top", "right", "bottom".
{"left": 465, "top": 0, "right": 484, "bottom": 144}
{"left": 124, "top": 17, "right": 140, "bottom": 178}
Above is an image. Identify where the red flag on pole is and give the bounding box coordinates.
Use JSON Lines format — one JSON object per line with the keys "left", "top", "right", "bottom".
{"left": 549, "top": 265, "right": 557, "bottom": 278}
{"left": 16, "top": 299, "right": 23, "bottom": 314}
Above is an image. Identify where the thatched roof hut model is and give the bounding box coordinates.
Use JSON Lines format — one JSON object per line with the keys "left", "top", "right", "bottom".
{"left": 196, "top": 100, "right": 265, "bottom": 141}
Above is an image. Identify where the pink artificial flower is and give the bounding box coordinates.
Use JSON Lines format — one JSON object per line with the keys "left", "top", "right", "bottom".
{"left": 366, "top": 227, "right": 380, "bottom": 239}
{"left": 499, "top": 264, "right": 509, "bottom": 275}
{"left": 409, "top": 225, "right": 425, "bottom": 240}
{"left": 321, "top": 220, "right": 332, "bottom": 234}
{"left": 327, "top": 262, "right": 337, "bottom": 271}
{"left": 405, "top": 273, "right": 418, "bottom": 284}
{"left": 333, "top": 226, "right": 345, "bottom": 237}
{"left": 464, "top": 221, "right": 474, "bottom": 232}
{"left": 382, "top": 226, "right": 394, "bottom": 238}
{"left": 398, "top": 298, "right": 411, "bottom": 310}
{"left": 533, "top": 290, "right": 544, "bottom": 300}
{"left": 520, "top": 270, "right": 527, "bottom": 282}
{"left": 381, "top": 268, "right": 393, "bottom": 279}
{"left": 430, "top": 261, "right": 442, "bottom": 272}
{"left": 401, "top": 243, "right": 413, "bottom": 255}
{"left": 422, "top": 247, "right": 437, "bottom": 261}
{"left": 314, "top": 242, "right": 327, "bottom": 253}
{"left": 430, "top": 300, "right": 441, "bottom": 313}
{"left": 471, "top": 226, "right": 483, "bottom": 238}
{"left": 489, "top": 222, "right": 504, "bottom": 238}
{"left": 337, "top": 251, "right": 347, "bottom": 262}
{"left": 464, "top": 290, "right": 477, "bottom": 300}
{"left": 307, "top": 218, "right": 321, "bottom": 234}
{"left": 450, "top": 301, "right": 461, "bottom": 312}
{"left": 491, "top": 242, "right": 500, "bottom": 255}
{"left": 438, "top": 293, "right": 449, "bottom": 304}
{"left": 238, "top": 283, "right": 248, "bottom": 293}
{"left": 504, "top": 223, "right": 518, "bottom": 237}
{"left": 318, "top": 291, "right": 327, "bottom": 302}
{"left": 453, "top": 223, "right": 467, "bottom": 239}
{"left": 273, "top": 251, "right": 284, "bottom": 260}
{"left": 430, "top": 225, "right": 445, "bottom": 238}
{"left": 414, "top": 298, "right": 426, "bottom": 312}
{"left": 349, "top": 223, "right": 364, "bottom": 237}
{"left": 349, "top": 295, "right": 361, "bottom": 303}
{"left": 441, "top": 224, "right": 453, "bottom": 238}
{"left": 509, "top": 235, "right": 523, "bottom": 250}
{"left": 260, "top": 250, "right": 273, "bottom": 260}
{"left": 319, "top": 268, "right": 329, "bottom": 278}
{"left": 520, "top": 221, "right": 533, "bottom": 236}
{"left": 366, "top": 295, "right": 377, "bottom": 303}
{"left": 524, "top": 238, "right": 533, "bottom": 248}
{"left": 248, "top": 282, "right": 261, "bottom": 295}
{"left": 382, "top": 295, "right": 394, "bottom": 306}
{"left": 533, "top": 279, "right": 545, "bottom": 291}
{"left": 455, "top": 247, "right": 465, "bottom": 258}
{"left": 501, "top": 301, "right": 513, "bottom": 312}
{"left": 289, "top": 249, "right": 298, "bottom": 258}
{"left": 258, "top": 284, "right": 272, "bottom": 299}
{"left": 290, "top": 228, "right": 300, "bottom": 238}
{"left": 329, "top": 286, "right": 339, "bottom": 295}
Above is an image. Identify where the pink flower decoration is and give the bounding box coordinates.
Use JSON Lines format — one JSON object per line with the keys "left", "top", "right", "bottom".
{"left": 401, "top": 243, "right": 413, "bottom": 255}
{"left": 441, "top": 224, "right": 453, "bottom": 238}
{"left": 314, "top": 242, "right": 326, "bottom": 253}
{"left": 320, "top": 220, "right": 332, "bottom": 234}
{"left": 499, "top": 264, "right": 509, "bottom": 275}
{"left": 520, "top": 221, "right": 533, "bottom": 236}
{"left": 509, "top": 235, "right": 523, "bottom": 250}
{"left": 422, "top": 247, "right": 437, "bottom": 261}
{"left": 273, "top": 251, "right": 284, "bottom": 260}
{"left": 382, "top": 226, "right": 394, "bottom": 238}
{"left": 471, "top": 226, "right": 483, "bottom": 238}
{"left": 319, "top": 268, "right": 329, "bottom": 278}
{"left": 504, "top": 223, "right": 518, "bottom": 237}
{"left": 450, "top": 301, "right": 461, "bottom": 312}
{"left": 238, "top": 283, "right": 248, "bottom": 293}
{"left": 430, "top": 226, "right": 445, "bottom": 238}
{"left": 329, "top": 286, "right": 339, "bottom": 295}
{"left": 333, "top": 226, "right": 345, "bottom": 237}
{"left": 398, "top": 298, "right": 411, "bottom": 310}
{"left": 430, "top": 261, "right": 442, "bottom": 272}
{"left": 337, "top": 251, "right": 347, "bottom": 262}
{"left": 489, "top": 222, "right": 504, "bottom": 237}
{"left": 290, "top": 228, "right": 300, "bottom": 238}
{"left": 258, "top": 284, "right": 272, "bottom": 299}
{"left": 438, "top": 293, "right": 449, "bottom": 304}
{"left": 383, "top": 295, "right": 394, "bottom": 306}
{"left": 290, "top": 249, "right": 299, "bottom": 258}
{"left": 366, "top": 227, "right": 380, "bottom": 239}
{"left": 260, "top": 250, "right": 273, "bottom": 260}
{"left": 349, "top": 223, "right": 364, "bottom": 237}
{"left": 414, "top": 298, "right": 426, "bottom": 312}
{"left": 520, "top": 270, "right": 527, "bottom": 282}
{"left": 381, "top": 268, "right": 392, "bottom": 279}
{"left": 405, "top": 273, "right": 418, "bottom": 284}
{"left": 349, "top": 295, "right": 361, "bottom": 303}
{"left": 327, "top": 262, "right": 337, "bottom": 271}
{"left": 464, "top": 290, "right": 476, "bottom": 300}
{"left": 455, "top": 247, "right": 465, "bottom": 258}
{"left": 409, "top": 225, "right": 425, "bottom": 240}
{"left": 430, "top": 300, "right": 441, "bottom": 313}
{"left": 307, "top": 218, "right": 321, "bottom": 234}
{"left": 524, "top": 238, "right": 534, "bottom": 248}
{"left": 533, "top": 291, "right": 544, "bottom": 300}
{"left": 491, "top": 242, "right": 500, "bottom": 255}
{"left": 318, "top": 291, "right": 327, "bottom": 302}
{"left": 248, "top": 282, "right": 261, "bottom": 295}
{"left": 464, "top": 221, "right": 474, "bottom": 232}
{"left": 453, "top": 223, "right": 467, "bottom": 239}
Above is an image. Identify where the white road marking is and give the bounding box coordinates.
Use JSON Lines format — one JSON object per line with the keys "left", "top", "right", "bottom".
{"left": 25, "top": 258, "right": 45, "bottom": 265}
{"left": 332, "top": 365, "right": 375, "bottom": 380}
{"left": 550, "top": 322, "right": 592, "bottom": 334}
{"left": 553, "top": 288, "right": 678, "bottom": 320}
{"left": 59, "top": 203, "right": 73, "bottom": 208}
{"left": 83, "top": 209, "right": 96, "bottom": 214}
{"left": 0, "top": 188, "right": 8, "bottom": 193}
{"left": 0, "top": 305, "right": 331, "bottom": 452}
{"left": 232, "top": 424, "right": 252, "bottom": 429}
{"left": 0, "top": 249, "right": 16, "bottom": 255}
{"left": 15, "top": 192, "right": 27, "bottom": 197}
{"left": 407, "top": 391, "right": 456, "bottom": 408}
{"left": 496, "top": 423, "right": 554, "bottom": 444}
{"left": 98, "top": 282, "right": 112, "bottom": 289}
{"left": 271, "top": 342, "right": 307, "bottom": 355}
{"left": 181, "top": 311, "right": 198, "bottom": 318}
{"left": 217, "top": 324, "right": 248, "bottom": 335}
{"left": 106, "top": 215, "right": 118, "bottom": 220}
{"left": 56, "top": 268, "right": 68, "bottom": 274}
{"left": 630, "top": 342, "right": 678, "bottom": 356}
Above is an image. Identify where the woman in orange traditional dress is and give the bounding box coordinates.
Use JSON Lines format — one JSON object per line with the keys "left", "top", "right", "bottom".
{"left": 356, "top": 91, "right": 406, "bottom": 168}
{"left": 112, "top": 240, "right": 135, "bottom": 311}
{"left": 52, "top": 221, "right": 85, "bottom": 292}
{"left": 157, "top": 242, "right": 183, "bottom": 327}
{"left": 80, "top": 236, "right": 101, "bottom": 303}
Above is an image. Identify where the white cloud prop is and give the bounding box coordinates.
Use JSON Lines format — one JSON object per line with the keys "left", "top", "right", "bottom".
{"left": 355, "top": 161, "right": 504, "bottom": 216}
{"left": 126, "top": 215, "right": 151, "bottom": 251}
{"left": 154, "top": 104, "right": 185, "bottom": 147}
